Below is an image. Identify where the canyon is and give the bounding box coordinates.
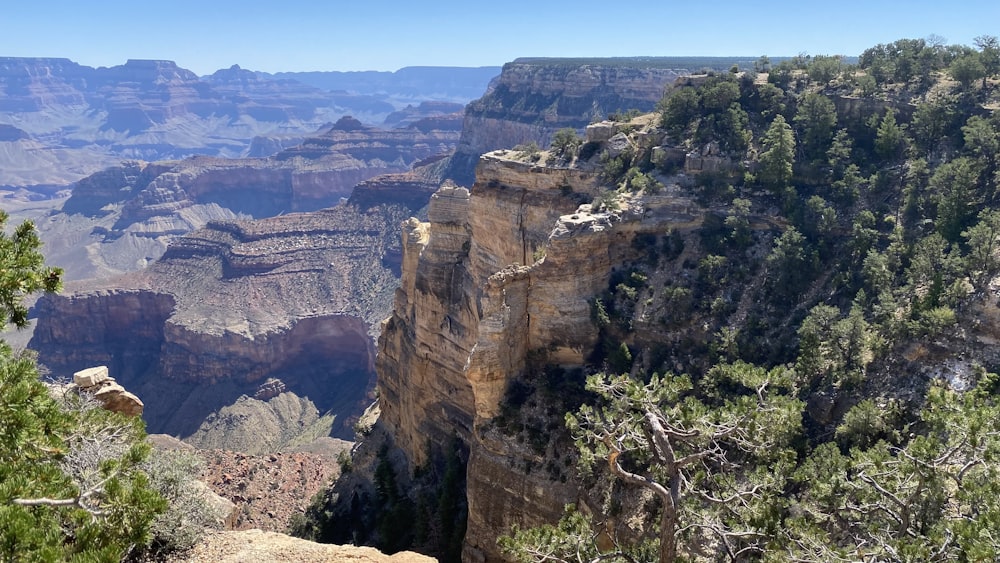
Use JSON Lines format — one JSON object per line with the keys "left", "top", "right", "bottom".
{"left": 30, "top": 199, "right": 413, "bottom": 444}
{"left": 25, "top": 115, "right": 461, "bottom": 281}
{"left": 23, "top": 57, "right": 714, "bottom": 560}
{"left": 12, "top": 39, "right": 1000, "bottom": 562}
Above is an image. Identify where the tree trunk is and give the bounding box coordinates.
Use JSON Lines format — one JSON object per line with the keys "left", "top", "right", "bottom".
{"left": 660, "top": 501, "right": 677, "bottom": 563}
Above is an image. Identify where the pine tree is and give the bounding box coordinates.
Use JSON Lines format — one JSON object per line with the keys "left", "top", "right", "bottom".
{"left": 759, "top": 114, "right": 796, "bottom": 194}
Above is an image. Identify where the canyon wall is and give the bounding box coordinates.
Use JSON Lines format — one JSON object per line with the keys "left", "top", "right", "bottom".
{"left": 0, "top": 57, "right": 489, "bottom": 190}
{"left": 38, "top": 116, "right": 459, "bottom": 281}
{"left": 31, "top": 203, "right": 411, "bottom": 440}
{"left": 446, "top": 60, "right": 686, "bottom": 184}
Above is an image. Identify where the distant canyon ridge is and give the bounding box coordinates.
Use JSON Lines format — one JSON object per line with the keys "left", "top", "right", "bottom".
{"left": 0, "top": 57, "right": 499, "bottom": 193}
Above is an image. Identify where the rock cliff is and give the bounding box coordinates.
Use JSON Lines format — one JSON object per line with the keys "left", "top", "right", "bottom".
{"left": 446, "top": 59, "right": 686, "bottom": 184}
{"left": 30, "top": 203, "right": 411, "bottom": 443}
{"left": 372, "top": 122, "right": 705, "bottom": 560}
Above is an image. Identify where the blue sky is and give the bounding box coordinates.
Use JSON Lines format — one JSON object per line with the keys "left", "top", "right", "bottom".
{"left": 1, "top": 1, "right": 998, "bottom": 75}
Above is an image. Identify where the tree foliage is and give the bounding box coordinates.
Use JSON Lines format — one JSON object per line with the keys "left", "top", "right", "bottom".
{"left": 794, "top": 93, "right": 837, "bottom": 163}
{"left": 557, "top": 365, "right": 801, "bottom": 563}
{"left": 0, "top": 211, "right": 62, "bottom": 329}
{"left": 758, "top": 115, "right": 796, "bottom": 193}
{"left": 0, "top": 214, "right": 208, "bottom": 561}
{"left": 0, "top": 347, "right": 168, "bottom": 561}
{"left": 789, "top": 373, "right": 1000, "bottom": 561}
{"left": 505, "top": 34, "right": 1000, "bottom": 563}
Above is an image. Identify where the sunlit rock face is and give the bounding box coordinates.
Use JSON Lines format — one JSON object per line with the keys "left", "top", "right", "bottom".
{"left": 375, "top": 144, "right": 704, "bottom": 559}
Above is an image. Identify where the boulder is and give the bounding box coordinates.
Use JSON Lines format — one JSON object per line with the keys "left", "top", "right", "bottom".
{"left": 586, "top": 121, "right": 617, "bottom": 143}
{"left": 73, "top": 366, "right": 109, "bottom": 387}
{"left": 92, "top": 382, "right": 145, "bottom": 417}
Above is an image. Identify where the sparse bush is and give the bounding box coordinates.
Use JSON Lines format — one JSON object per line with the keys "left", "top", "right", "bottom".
{"left": 337, "top": 450, "right": 353, "bottom": 474}
{"left": 142, "top": 449, "right": 224, "bottom": 556}
{"left": 549, "top": 128, "right": 582, "bottom": 161}
{"left": 592, "top": 189, "right": 622, "bottom": 212}
{"left": 600, "top": 150, "right": 632, "bottom": 186}
{"left": 513, "top": 141, "right": 542, "bottom": 162}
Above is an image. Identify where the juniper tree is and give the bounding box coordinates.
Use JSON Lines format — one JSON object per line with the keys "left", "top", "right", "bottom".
{"left": 788, "top": 372, "right": 1000, "bottom": 561}
{"left": 0, "top": 211, "right": 61, "bottom": 328}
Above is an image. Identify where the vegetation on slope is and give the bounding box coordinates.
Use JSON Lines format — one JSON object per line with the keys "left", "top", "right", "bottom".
{"left": 0, "top": 212, "right": 220, "bottom": 561}
{"left": 501, "top": 36, "right": 1000, "bottom": 562}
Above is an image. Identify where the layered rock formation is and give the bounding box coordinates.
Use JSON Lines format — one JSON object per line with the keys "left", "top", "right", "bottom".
{"left": 373, "top": 122, "right": 704, "bottom": 560}
{"left": 382, "top": 101, "right": 465, "bottom": 128}
{"left": 446, "top": 59, "right": 687, "bottom": 184}
{"left": 64, "top": 115, "right": 457, "bottom": 217}
{"left": 30, "top": 203, "right": 412, "bottom": 443}
{"left": 33, "top": 116, "right": 458, "bottom": 281}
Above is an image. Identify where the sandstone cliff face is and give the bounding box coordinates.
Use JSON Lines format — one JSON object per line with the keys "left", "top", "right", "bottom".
{"left": 447, "top": 60, "right": 686, "bottom": 184}
{"left": 31, "top": 204, "right": 410, "bottom": 441}
{"left": 376, "top": 141, "right": 703, "bottom": 560}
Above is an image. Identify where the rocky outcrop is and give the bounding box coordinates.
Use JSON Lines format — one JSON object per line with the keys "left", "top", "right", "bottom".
{"left": 31, "top": 203, "right": 411, "bottom": 442}
{"left": 177, "top": 530, "right": 436, "bottom": 563}
{"left": 71, "top": 366, "right": 145, "bottom": 417}
{"left": 375, "top": 137, "right": 704, "bottom": 559}
{"left": 446, "top": 59, "right": 686, "bottom": 184}
{"left": 346, "top": 156, "right": 449, "bottom": 214}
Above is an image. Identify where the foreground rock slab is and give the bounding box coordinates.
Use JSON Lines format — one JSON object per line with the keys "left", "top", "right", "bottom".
{"left": 172, "top": 530, "right": 436, "bottom": 563}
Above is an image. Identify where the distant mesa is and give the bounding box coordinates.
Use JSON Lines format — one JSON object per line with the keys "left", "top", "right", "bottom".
{"left": 330, "top": 115, "right": 368, "bottom": 131}
{"left": 383, "top": 100, "right": 465, "bottom": 129}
